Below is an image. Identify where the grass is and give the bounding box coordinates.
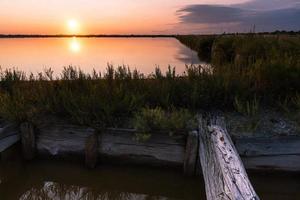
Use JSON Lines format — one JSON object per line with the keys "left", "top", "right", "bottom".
{"left": 0, "top": 34, "right": 299, "bottom": 133}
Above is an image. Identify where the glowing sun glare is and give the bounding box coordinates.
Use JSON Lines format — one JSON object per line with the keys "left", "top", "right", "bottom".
{"left": 67, "top": 19, "right": 79, "bottom": 34}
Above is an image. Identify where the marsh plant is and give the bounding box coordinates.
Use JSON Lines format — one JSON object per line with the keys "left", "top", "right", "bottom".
{"left": 133, "top": 107, "right": 196, "bottom": 140}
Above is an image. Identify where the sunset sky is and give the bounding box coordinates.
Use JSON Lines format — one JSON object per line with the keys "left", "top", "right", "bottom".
{"left": 0, "top": 0, "right": 299, "bottom": 34}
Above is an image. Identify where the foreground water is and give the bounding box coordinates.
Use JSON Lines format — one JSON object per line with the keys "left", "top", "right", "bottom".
{"left": 0, "top": 37, "right": 201, "bottom": 75}
{"left": 1, "top": 160, "right": 300, "bottom": 200}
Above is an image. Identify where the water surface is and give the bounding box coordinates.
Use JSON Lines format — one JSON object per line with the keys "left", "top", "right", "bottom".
{"left": 1, "top": 160, "right": 300, "bottom": 200}
{"left": 0, "top": 160, "right": 205, "bottom": 200}
{"left": 0, "top": 37, "right": 200, "bottom": 76}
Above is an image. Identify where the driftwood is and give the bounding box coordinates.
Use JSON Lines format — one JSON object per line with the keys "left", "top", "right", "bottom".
{"left": 198, "top": 116, "right": 259, "bottom": 200}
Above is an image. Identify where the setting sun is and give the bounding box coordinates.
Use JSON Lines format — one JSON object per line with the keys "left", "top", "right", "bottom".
{"left": 67, "top": 19, "right": 79, "bottom": 34}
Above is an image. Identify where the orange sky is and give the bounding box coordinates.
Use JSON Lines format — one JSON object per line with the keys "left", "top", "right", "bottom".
{"left": 0, "top": 0, "right": 250, "bottom": 34}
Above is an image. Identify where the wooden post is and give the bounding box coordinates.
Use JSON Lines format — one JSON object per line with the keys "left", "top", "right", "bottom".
{"left": 85, "top": 133, "right": 98, "bottom": 168}
{"left": 198, "top": 115, "right": 260, "bottom": 200}
{"left": 20, "top": 122, "right": 35, "bottom": 160}
{"left": 184, "top": 131, "right": 199, "bottom": 176}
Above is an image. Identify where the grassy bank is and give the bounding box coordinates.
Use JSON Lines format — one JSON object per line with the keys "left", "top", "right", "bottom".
{"left": 177, "top": 34, "right": 300, "bottom": 110}
{"left": 0, "top": 34, "right": 299, "bottom": 133}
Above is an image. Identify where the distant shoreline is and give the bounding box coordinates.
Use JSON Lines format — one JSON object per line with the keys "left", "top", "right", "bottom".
{"left": 0, "top": 31, "right": 299, "bottom": 38}
{"left": 0, "top": 34, "right": 177, "bottom": 38}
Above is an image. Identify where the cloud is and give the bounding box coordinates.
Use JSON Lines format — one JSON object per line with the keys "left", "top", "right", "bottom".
{"left": 177, "top": 0, "right": 300, "bottom": 33}
{"left": 236, "top": 0, "right": 300, "bottom": 10}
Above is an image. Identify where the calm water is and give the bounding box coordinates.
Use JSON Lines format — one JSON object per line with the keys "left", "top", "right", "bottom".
{"left": 0, "top": 160, "right": 205, "bottom": 200}
{"left": 1, "top": 160, "right": 300, "bottom": 200}
{"left": 0, "top": 37, "right": 201, "bottom": 75}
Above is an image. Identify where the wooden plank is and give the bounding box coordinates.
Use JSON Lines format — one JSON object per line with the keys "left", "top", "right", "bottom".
{"left": 184, "top": 131, "right": 199, "bottom": 176}
{"left": 36, "top": 123, "right": 95, "bottom": 156}
{"left": 35, "top": 121, "right": 185, "bottom": 166}
{"left": 0, "top": 135, "right": 20, "bottom": 153}
{"left": 20, "top": 122, "right": 36, "bottom": 160}
{"left": 242, "top": 155, "right": 300, "bottom": 172}
{"left": 198, "top": 116, "right": 259, "bottom": 200}
{"left": 235, "top": 137, "right": 300, "bottom": 156}
{"left": 0, "top": 122, "right": 19, "bottom": 140}
{"left": 0, "top": 121, "right": 20, "bottom": 153}
{"left": 99, "top": 130, "right": 185, "bottom": 166}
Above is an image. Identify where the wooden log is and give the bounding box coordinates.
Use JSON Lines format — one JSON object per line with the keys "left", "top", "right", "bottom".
{"left": 198, "top": 116, "right": 259, "bottom": 200}
{"left": 85, "top": 133, "right": 98, "bottom": 168}
{"left": 20, "top": 122, "right": 35, "bottom": 160}
{"left": 183, "top": 131, "right": 199, "bottom": 176}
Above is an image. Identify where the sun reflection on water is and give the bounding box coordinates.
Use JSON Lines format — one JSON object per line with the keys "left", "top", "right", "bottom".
{"left": 69, "top": 37, "right": 81, "bottom": 53}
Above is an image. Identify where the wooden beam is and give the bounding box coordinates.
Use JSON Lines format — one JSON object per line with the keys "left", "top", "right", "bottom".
{"left": 184, "top": 131, "right": 199, "bottom": 176}
{"left": 198, "top": 116, "right": 259, "bottom": 200}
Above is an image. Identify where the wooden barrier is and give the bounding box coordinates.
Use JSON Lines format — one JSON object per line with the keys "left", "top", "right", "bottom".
{"left": 14, "top": 117, "right": 300, "bottom": 173}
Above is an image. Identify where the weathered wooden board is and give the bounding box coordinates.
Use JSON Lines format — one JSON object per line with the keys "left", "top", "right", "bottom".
{"left": 235, "top": 137, "right": 300, "bottom": 171}
{"left": 99, "top": 129, "right": 185, "bottom": 166}
{"left": 33, "top": 118, "right": 300, "bottom": 172}
{"left": 235, "top": 137, "right": 300, "bottom": 156}
{"left": 36, "top": 123, "right": 95, "bottom": 156}
{"left": 0, "top": 122, "right": 19, "bottom": 140}
{"left": 242, "top": 155, "right": 300, "bottom": 172}
{"left": 184, "top": 131, "right": 199, "bottom": 175}
{"left": 35, "top": 122, "right": 185, "bottom": 166}
{"left": 198, "top": 116, "right": 259, "bottom": 200}
{"left": 0, "top": 121, "right": 20, "bottom": 153}
{"left": 0, "top": 135, "right": 20, "bottom": 153}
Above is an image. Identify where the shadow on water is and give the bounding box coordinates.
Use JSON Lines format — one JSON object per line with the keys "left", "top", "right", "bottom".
{"left": 0, "top": 159, "right": 205, "bottom": 200}
{"left": 1, "top": 159, "right": 300, "bottom": 200}
{"left": 174, "top": 45, "right": 201, "bottom": 65}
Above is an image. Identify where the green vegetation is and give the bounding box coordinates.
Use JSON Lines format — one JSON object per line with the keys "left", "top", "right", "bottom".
{"left": 177, "top": 34, "right": 300, "bottom": 110}
{"left": 0, "top": 34, "right": 299, "bottom": 133}
{"left": 133, "top": 107, "right": 196, "bottom": 140}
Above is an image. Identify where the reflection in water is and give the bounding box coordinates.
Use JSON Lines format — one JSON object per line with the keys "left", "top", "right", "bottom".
{"left": 0, "top": 160, "right": 204, "bottom": 200}
{"left": 175, "top": 45, "right": 200, "bottom": 65}
{"left": 69, "top": 37, "right": 81, "bottom": 53}
{"left": 1, "top": 160, "right": 300, "bottom": 199}
{"left": 0, "top": 38, "right": 201, "bottom": 75}
{"left": 20, "top": 181, "right": 169, "bottom": 200}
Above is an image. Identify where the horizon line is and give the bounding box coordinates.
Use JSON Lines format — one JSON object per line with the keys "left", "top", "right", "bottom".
{"left": 0, "top": 30, "right": 299, "bottom": 38}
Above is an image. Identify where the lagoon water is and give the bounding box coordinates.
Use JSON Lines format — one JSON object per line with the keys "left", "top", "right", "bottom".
{"left": 1, "top": 160, "right": 300, "bottom": 200}
{"left": 0, "top": 37, "right": 201, "bottom": 76}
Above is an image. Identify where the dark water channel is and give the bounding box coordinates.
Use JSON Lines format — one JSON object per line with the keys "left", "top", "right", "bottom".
{"left": 0, "top": 159, "right": 300, "bottom": 200}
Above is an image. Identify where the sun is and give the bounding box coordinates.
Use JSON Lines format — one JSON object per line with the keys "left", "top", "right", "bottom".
{"left": 67, "top": 19, "right": 80, "bottom": 34}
